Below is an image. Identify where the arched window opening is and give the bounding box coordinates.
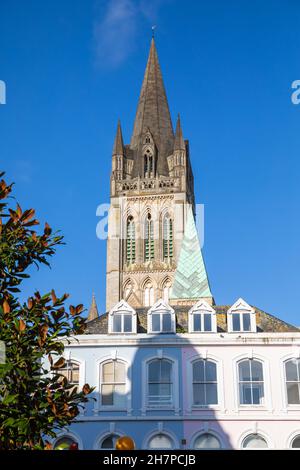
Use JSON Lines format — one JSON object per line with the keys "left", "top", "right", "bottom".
{"left": 163, "top": 214, "right": 173, "bottom": 261}
{"left": 285, "top": 358, "right": 300, "bottom": 404}
{"left": 194, "top": 433, "right": 221, "bottom": 450}
{"left": 162, "top": 279, "right": 172, "bottom": 303}
{"left": 238, "top": 359, "right": 264, "bottom": 405}
{"left": 192, "top": 359, "right": 218, "bottom": 406}
{"left": 100, "top": 434, "right": 120, "bottom": 450}
{"left": 54, "top": 436, "right": 79, "bottom": 450}
{"left": 126, "top": 216, "right": 135, "bottom": 264}
{"left": 144, "top": 214, "right": 154, "bottom": 262}
{"left": 242, "top": 434, "right": 268, "bottom": 449}
{"left": 124, "top": 281, "right": 133, "bottom": 300}
{"left": 101, "top": 360, "right": 126, "bottom": 407}
{"left": 59, "top": 360, "right": 80, "bottom": 392}
{"left": 144, "top": 149, "right": 154, "bottom": 177}
{"left": 291, "top": 435, "right": 300, "bottom": 448}
{"left": 148, "top": 434, "right": 173, "bottom": 450}
{"left": 147, "top": 359, "right": 173, "bottom": 407}
{"left": 144, "top": 280, "right": 154, "bottom": 307}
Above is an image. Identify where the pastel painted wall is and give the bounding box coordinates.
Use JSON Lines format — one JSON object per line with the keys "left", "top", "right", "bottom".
{"left": 55, "top": 332, "right": 300, "bottom": 449}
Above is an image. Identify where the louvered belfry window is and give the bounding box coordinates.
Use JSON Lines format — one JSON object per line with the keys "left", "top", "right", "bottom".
{"left": 144, "top": 213, "right": 154, "bottom": 261}
{"left": 163, "top": 214, "right": 173, "bottom": 260}
{"left": 126, "top": 216, "right": 136, "bottom": 264}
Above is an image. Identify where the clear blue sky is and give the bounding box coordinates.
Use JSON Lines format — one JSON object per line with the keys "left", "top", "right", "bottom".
{"left": 1, "top": 0, "right": 300, "bottom": 325}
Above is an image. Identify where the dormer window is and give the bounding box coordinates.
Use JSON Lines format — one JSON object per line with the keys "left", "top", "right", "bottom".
{"left": 227, "top": 298, "right": 256, "bottom": 333}
{"left": 188, "top": 300, "right": 217, "bottom": 333}
{"left": 108, "top": 300, "right": 136, "bottom": 334}
{"left": 148, "top": 299, "right": 175, "bottom": 334}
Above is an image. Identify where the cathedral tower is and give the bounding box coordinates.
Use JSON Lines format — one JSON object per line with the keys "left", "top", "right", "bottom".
{"left": 106, "top": 38, "right": 210, "bottom": 310}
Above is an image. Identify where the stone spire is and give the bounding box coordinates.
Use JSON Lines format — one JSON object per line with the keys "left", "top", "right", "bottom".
{"left": 130, "top": 38, "right": 174, "bottom": 176}
{"left": 170, "top": 206, "right": 213, "bottom": 302}
{"left": 112, "top": 119, "right": 124, "bottom": 156}
{"left": 174, "top": 114, "right": 185, "bottom": 151}
{"left": 87, "top": 293, "right": 99, "bottom": 322}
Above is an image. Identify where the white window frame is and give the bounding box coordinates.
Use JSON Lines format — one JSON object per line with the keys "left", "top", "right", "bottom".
{"left": 280, "top": 352, "right": 300, "bottom": 411}
{"left": 147, "top": 299, "right": 175, "bottom": 334}
{"left": 96, "top": 357, "right": 130, "bottom": 412}
{"left": 143, "top": 428, "right": 179, "bottom": 450}
{"left": 188, "top": 300, "right": 217, "bottom": 333}
{"left": 186, "top": 353, "right": 224, "bottom": 412}
{"left": 60, "top": 354, "right": 85, "bottom": 391}
{"left": 53, "top": 431, "right": 83, "bottom": 450}
{"left": 108, "top": 300, "right": 136, "bottom": 334}
{"left": 238, "top": 429, "right": 272, "bottom": 449}
{"left": 191, "top": 430, "right": 223, "bottom": 450}
{"left": 233, "top": 353, "right": 272, "bottom": 411}
{"left": 142, "top": 354, "right": 179, "bottom": 412}
{"left": 227, "top": 298, "right": 256, "bottom": 333}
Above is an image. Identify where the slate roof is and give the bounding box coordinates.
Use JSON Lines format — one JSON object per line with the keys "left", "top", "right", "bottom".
{"left": 85, "top": 304, "right": 299, "bottom": 335}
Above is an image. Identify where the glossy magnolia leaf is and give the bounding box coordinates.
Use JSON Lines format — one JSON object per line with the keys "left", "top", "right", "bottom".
{"left": 52, "top": 357, "right": 65, "bottom": 369}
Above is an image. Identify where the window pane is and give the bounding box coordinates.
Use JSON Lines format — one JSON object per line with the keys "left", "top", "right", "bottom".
{"left": 232, "top": 313, "right": 240, "bottom": 331}
{"left": 101, "top": 436, "right": 116, "bottom": 449}
{"left": 152, "top": 314, "right": 160, "bottom": 332}
{"left": 251, "top": 360, "right": 263, "bottom": 381}
{"left": 252, "top": 383, "right": 264, "bottom": 404}
{"left": 193, "top": 384, "right": 205, "bottom": 405}
{"left": 242, "top": 435, "right": 267, "bottom": 449}
{"left": 123, "top": 315, "right": 132, "bottom": 332}
{"left": 239, "top": 384, "right": 252, "bottom": 405}
{"left": 242, "top": 313, "right": 251, "bottom": 331}
{"left": 287, "top": 383, "right": 300, "bottom": 404}
{"left": 206, "top": 383, "right": 218, "bottom": 405}
{"left": 114, "top": 385, "right": 126, "bottom": 407}
{"left": 114, "top": 362, "right": 125, "bottom": 383}
{"left": 193, "top": 361, "right": 205, "bottom": 382}
{"left": 205, "top": 361, "right": 217, "bottom": 381}
{"left": 54, "top": 437, "right": 77, "bottom": 450}
{"left": 204, "top": 314, "right": 212, "bottom": 332}
{"left": 161, "top": 360, "right": 171, "bottom": 382}
{"left": 286, "top": 360, "right": 299, "bottom": 381}
{"left": 159, "top": 383, "right": 172, "bottom": 401}
{"left": 113, "top": 315, "right": 122, "bottom": 333}
{"left": 292, "top": 436, "right": 300, "bottom": 448}
{"left": 149, "top": 361, "right": 160, "bottom": 382}
{"left": 101, "top": 384, "right": 113, "bottom": 405}
{"left": 193, "top": 314, "right": 201, "bottom": 331}
{"left": 194, "top": 433, "right": 221, "bottom": 450}
{"left": 103, "top": 362, "right": 114, "bottom": 383}
{"left": 162, "top": 313, "right": 171, "bottom": 332}
{"left": 239, "top": 360, "right": 251, "bottom": 381}
{"left": 149, "top": 435, "right": 172, "bottom": 449}
{"left": 148, "top": 383, "right": 160, "bottom": 399}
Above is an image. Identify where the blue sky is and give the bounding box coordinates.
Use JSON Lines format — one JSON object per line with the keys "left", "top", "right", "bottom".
{"left": 1, "top": 0, "right": 300, "bottom": 325}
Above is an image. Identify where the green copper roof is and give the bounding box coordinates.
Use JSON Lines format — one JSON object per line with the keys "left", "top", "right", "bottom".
{"left": 170, "top": 207, "right": 212, "bottom": 300}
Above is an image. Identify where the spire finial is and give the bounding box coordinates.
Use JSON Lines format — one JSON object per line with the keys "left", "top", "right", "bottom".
{"left": 151, "top": 25, "right": 156, "bottom": 38}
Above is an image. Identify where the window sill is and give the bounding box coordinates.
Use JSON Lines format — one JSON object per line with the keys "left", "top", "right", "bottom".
{"left": 97, "top": 407, "right": 129, "bottom": 412}
{"left": 146, "top": 406, "right": 175, "bottom": 410}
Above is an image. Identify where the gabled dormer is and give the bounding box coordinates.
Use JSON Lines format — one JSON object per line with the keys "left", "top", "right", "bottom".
{"left": 188, "top": 299, "right": 217, "bottom": 333}
{"left": 108, "top": 300, "right": 137, "bottom": 334}
{"left": 147, "top": 299, "right": 176, "bottom": 334}
{"left": 227, "top": 298, "right": 256, "bottom": 333}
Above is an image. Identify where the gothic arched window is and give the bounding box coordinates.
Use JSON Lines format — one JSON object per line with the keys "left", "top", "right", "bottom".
{"left": 144, "top": 280, "right": 154, "bottom": 307}
{"left": 144, "top": 213, "right": 154, "bottom": 262}
{"left": 144, "top": 149, "right": 154, "bottom": 177}
{"left": 126, "top": 216, "right": 135, "bottom": 264}
{"left": 163, "top": 213, "right": 173, "bottom": 261}
{"left": 162, "top": 279, "right": 172, "bottom": 303}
